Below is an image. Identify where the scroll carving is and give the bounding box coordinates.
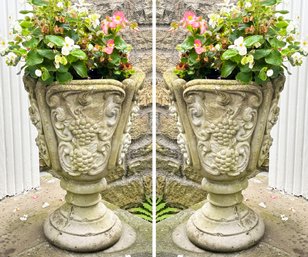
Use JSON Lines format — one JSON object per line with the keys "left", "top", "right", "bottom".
{"left": 23, "top": 77, "right": 51, "bottom": 167}
{"left": 258, "top": 76, "right": 285, "bottom": 167}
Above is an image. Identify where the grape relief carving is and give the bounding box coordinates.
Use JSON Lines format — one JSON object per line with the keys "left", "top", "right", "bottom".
{"left": 184, "top": 88, "right": 262, "bottom": 176}
{"left": 47, "top": 88, "right": 125, "bottom": 176}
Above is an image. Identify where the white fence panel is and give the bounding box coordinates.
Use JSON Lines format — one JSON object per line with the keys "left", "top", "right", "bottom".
{"left": 0, "top": 0, "right": 39, "bottom": 199}
{"left": 269, "top": 0, "right": 308, "bottom": 199}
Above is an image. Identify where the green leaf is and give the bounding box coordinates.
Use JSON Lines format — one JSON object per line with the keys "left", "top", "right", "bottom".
{"left": 244, "top": 35, "right": 264, "bottom": 47}
{"left": 19, "top": 10, "right": 34, "bottom": 14}
{"left": 57, "top": 64, "right": 69, "bottom": 73}
{"left": 188, "top": 51, "right": 199, "bottom": 65}
{"left": 156, "top": 207, "right": 179, "bottom": 217}
{"left": 23, "top": 38, "right": 39, "bottom": 48}
{"left": 221, "top": 61, "right": 237, "bottom": 78}
{"left": 265, "top": 50, "right": 282, "bottom": 66}
{"left": 240, "top": 65, "right": 251, "bottom": 73}
{"left": 37, "top": 49, "right": 56, "bottom": 60}
{"left": 70, "top": 49, "right": 87, "bottom": 60}
{"left": 41, "top": 67, "right": 51, "bottom": 81}
{"left": 56, "top": 72, "right": 73, "bottom": 83}
{"left": 253, "top": 49, "right": 272, "bottom": 60}
{"left": 45, "top": 35, "right": 65, "bottom": 47}
{"left": 26, "top": 50, "right": 44, "bottom": 66}
{"left": 142, "top": 203, "right": 152, "bottom": 212}
{"left": 109, "top": 51, "right": 121, "bottom": 65}
{"left": 269, "top": 38, "right": 286, "bottom": 48}
{"left": 67, "top": 55, "right": 79, "bottom": 63}
{"left": 129, "top": 207, "right": 152, "bottom": 217}
{"left": 258, "top": 67, "right": 268, "bottom": 81}
{"left": 20, "top": 20, "right": 33, "bottom": 28}
{"left": 275, "top": 20, "right": 289, "bottom": 29}
{"left": 114, "top": 36, "right": 127, "bottom": 50}
{"left": 260, "top": 0, "right": 278, "bottom": 6}
{"left": 72, "top": 61, "right": 88, "bottom": 78}
{"left": 221, "top": 49, "right": 239, "bottom": 60}
{"left": 236, "top": 72, "right": 252, "bottom": 83}
{"left": 274, "top": 10, "right": 289, "bottom": 14}
{"left": 156, "top": 203, "right": 166, "bottom": 212}
{"left": 180, "top": 36, "right": 195, "bottom": 51}
{"left": 30, "top": 0, "right": 48, "bottom": 6}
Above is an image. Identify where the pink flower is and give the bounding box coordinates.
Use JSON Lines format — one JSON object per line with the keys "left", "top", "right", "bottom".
{"left": 101, "top": 20, "right": 109, "bottom": 34}
{"left": 181, "top": 11, "right": 199, "bottom": 27}
{"left": 200, "top": 21, "right": 207, "bottom": 34}
{"left": 112, "top": 11, "right": 128, "bottom": 25}
{"left": 194, "top": 39, "right": 205, "bottom": 54}
{"left": 104, "top": 39, "right": 115, "bottom": 54}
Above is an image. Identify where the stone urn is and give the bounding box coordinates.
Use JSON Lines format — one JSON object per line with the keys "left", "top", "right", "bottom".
{"left": 23, "top": 69, "right": 145, "bottom": 252}
{"left": 163, "top": 68, "right": 285, "bottom": 252}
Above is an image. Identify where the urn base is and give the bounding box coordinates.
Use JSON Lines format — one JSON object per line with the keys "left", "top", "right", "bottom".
{"left": 43, "top": 201, "right": 122, "bottom": 252}
{"left": 186, "top": 202, "right": 265, "bottom": 252}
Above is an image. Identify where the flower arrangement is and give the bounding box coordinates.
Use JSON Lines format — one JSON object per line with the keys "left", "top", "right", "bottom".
{"left": 171, "top": 0, "right": 308, "bottom": 84}
{"left": 0, "top": 0, "right": 138, "bottom": 84}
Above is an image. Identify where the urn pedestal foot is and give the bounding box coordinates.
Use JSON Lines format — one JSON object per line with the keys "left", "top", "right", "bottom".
{"left": 43, "top": 178, "right": 122, "bottom": 252}
{"left": 186, "top": 178, "right": 265, "bottom": 252}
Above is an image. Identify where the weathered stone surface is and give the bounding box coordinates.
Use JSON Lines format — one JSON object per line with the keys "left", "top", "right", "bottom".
{"left": 182, "top": 166, "right": 203, "bottom": 184}
{"left": 164, "top": 178, "right": 207, "bottom": 208}
{"left": 102, "top": 178, "right": 145, "bottom": 209}
{"left": 158, "top": 113, "right": 178, "bottom": 140}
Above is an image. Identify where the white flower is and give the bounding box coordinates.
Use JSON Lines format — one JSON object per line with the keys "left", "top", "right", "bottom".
{"left": 229, "top": 36, "right": 247, "bottom": 56}
{"left": 254, "top": 42, "right": 261, "bottom": 48}
{"left": 301, "top": 40, "right": 308, "bottom": 55}
{"left": 5, "top": 52, "right": 18, "bottom": 65}
{"left": 209, "top": 13, "right": 221, "bottom": 28}
{"left": 241, "top": 54, "right": 254, "bottom": 69}
{"left": 57, "top": 2, "right": 64, "bottom": 8}
{"left": 61, "top": 37, "right": 76, "bottom": 56}
{"left": 89, "top": 14, "right": 101, "bottom": 27}
{"left": 87, "top": 43, "right": 94, "bottom": 51}
{"left": 61, "top": 47, "right": 70, "bottom": 56}
{"left": 245, "top": 2, "right": 252, "bottom": 8}
{"left": 35, "top": 69, "right": 42, "bottom": 77}
{"left": 55, "top": 54, "right": 67, "bottom": 68}
{"left": 215, "top": 44, "right": 222, "bottom": 51}
{"left": 291, "top": 52, "right": 303, "bottom": 65}
{"left": 0, "top": 39, "right": 8, "bottom": 55}
{"left": 47, "top": 42, "right": 55, "bottom": 48}
{"left": 13, "top": 22, "right": 22, "bottom": 33}
{"left": 267, "top": 69, "right": 274, "bottom": 77}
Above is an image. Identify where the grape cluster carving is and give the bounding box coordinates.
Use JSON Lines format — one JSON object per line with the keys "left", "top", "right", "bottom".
{"left": 213, "top": 148, "right": 240, "bottom": 174}
{"left": 69, "top": 148, "right": 96, "bottom": 174}
{"left": 69, "top": 118, "right": 99, "bottom": 146}
{"left": 209, "top": 119, "right": 240, "bottom": 146}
